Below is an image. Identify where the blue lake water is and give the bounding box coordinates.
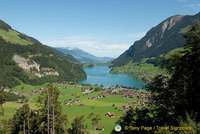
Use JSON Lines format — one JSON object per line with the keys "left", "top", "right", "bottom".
{"left": 79, "top": 66, "right": 145, "bottom": 89}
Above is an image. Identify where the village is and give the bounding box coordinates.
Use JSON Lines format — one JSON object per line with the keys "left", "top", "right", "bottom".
{"left": 6, "top": 82, "right": 152, "bottom": 133}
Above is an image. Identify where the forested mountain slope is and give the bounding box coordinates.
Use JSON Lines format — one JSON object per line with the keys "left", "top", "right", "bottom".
{"left": 0, "top": 20, "right": 86, "bottom": 88}
{"left": 112, "top": 12, "right": 200, "bottom": 67}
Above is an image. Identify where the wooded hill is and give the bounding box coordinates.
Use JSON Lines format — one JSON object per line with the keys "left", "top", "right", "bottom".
{"left": 0, "top": 20, "right": 86, "bottom": 88}
{"left": 112, "top": 12, "right": 200, "bottom": 67}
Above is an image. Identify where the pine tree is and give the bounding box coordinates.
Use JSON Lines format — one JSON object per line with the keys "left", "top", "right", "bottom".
{"left": 11, "top": 103, "right": 32, "bottom": 134}
{"left": 68, "top": 115, "right": 87, "bottom": 134}
{"left": 37, "top": 84, "right": 67, "bottom": 134}
{"left": 87, "top": 113, "right": 101, "bottom": 134}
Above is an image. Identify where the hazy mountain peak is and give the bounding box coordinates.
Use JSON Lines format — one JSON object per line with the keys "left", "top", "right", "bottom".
{"left": 65, "top": 47, "right": 80, "bottom": 51}
{"left": 55, "top": 47, "right": 113, "bottom": 63}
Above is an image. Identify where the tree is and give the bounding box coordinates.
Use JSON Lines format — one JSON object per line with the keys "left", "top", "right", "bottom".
{"left": 0, "top": 88, "right": 5, "bottom": 116}
{"left": 112, "top": 108, "right": 154, "bottom": 134}
{"left": 146, "top": 21, "right": 200, "bottom": 124}
{"left": 37, "top": 84, "right": 67, "bottom": 134}
{"left": 113, "top": 21, "right": 200, "bottom": 133}
{"left": 0, "top": 82, "right": 11, "bottom": 134}
{"left": 0, "top": 80, "right": 5, "bottom": 116}
{"left": 88, "top": 113, "right": 101, "bottom": 134}
{"left": 11, "top": 103, "right": 33, "bottom": 134}
{"left": 0, "top": 119, "right": 12, "bottom": 134}
{"left": 178, "top": 112, "right": 200, "bottom": 134}
{"left": 162, "top": 21, "right": 200, "bottom": 121}
{"left": 68, "top": 115, "right": 87, "bottom": 134}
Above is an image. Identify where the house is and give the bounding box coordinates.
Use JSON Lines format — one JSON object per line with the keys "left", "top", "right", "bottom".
{"left": 110, "top": 112, "right": 115, "bottom": 117}
{"left": 122, "top": 104, "right": 129, "bottom": 110}
{"left": 82, "top": 88, "right": 89, "bottom": 92}
{"left": 105, "top": 112, "right": 115, "bottom": 117}
{"left": 15, "top": 108, "right": 20, "bottom": 112}
{"left": 119, "top": 109, "right": 124, "bottom": 111}
{"left": 96, "top": 126, "right": 104, "bottom": 131}
{"left": 65, "top": 102, "right": 70, "bottom": 105}
{"left": 71, "top": 93, "right": 76, "bottom": 96}
{"left": 80, "top": 104, "right": 85, "bottom": 107}
{"left": 133, "top": 100, "right": 137, "bottom": 103}
{"left": 73, "top": 99, "right": 80, "bottom": 103}
{"left": 63, "top": 86, "right": 68, "bottom": 89}
{"left": 74, "top": 84, "right": 82, "bottom": 88}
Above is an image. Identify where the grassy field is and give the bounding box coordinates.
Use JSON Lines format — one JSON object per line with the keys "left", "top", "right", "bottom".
{"left": 111, "top": 59, "right": 164, "bottom": 81}
{"left": 12, "top": 81, "right": 49, "bottom": 93}
{"left": 0, "top": 29, "right": 33, "bottom": 45}
{"left": 2, "top": 83, "right": 145, "bottom": 134}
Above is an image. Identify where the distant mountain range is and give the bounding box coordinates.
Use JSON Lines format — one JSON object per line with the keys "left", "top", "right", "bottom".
{"left": 55, "top": 47, "right": 113, "bottom": 63}
{"left": 0, "top": 19, "right": 86, "bottom": 88}
{"left": 112, "top": 12, "right": 200, "bottom": 67}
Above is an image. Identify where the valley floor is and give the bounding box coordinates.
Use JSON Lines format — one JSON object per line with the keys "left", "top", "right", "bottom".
{"left": 2, "top": 82, "right": 151, "bottom": 134}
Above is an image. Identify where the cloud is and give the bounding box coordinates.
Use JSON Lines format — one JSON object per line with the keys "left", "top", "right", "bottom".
{"left": 104, "top": 44, "right": 130, "bottom": 50}
{"left": 178, "top": 0, "right": 200, "bottom": 11}
{"left": 183, "top": 3, "right": 200, "bottom": 11}
{"left": 39, "top": 32, "right": 144, "bottom": 57}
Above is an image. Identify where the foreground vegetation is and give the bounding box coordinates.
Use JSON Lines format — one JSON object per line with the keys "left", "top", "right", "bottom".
{"left": 0, "top": 81, "right": 149, "bottom": 133}
{"left": 110, "top": 21, "right": 200, "bottom": 134}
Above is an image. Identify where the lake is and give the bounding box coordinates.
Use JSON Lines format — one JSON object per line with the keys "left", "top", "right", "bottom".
{"left": 79, "top": 66, "right": 145, "bottom": 89}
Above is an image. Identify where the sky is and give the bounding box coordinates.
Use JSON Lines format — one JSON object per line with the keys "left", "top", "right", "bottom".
{"left": 0, "top": 0, "right": 199, "bottom": 58}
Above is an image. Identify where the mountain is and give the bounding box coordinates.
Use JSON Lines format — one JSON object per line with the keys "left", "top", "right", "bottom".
{"left": 112, "top": 12, "right": 200, "bottom": 67}
{"left": 55, "top": 47, "right": 113, "bottom": 63}
{"left": 0, "top": 19, "right": 86, "bottom": 88}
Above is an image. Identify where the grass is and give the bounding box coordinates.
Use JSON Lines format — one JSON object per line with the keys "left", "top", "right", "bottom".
{"left": 2, "top": 83, "right": 146, "bottom": 133}
{"left": 1, "top": 102, "right": 38, "bottom": 119}
{"left": 111, "top": 47, "right": 186, "bottom": 81}
{"left": 0, "top": 29, "right": 32, "bottom": 45}
{"left": 111, "top": 59, "right": 164, "bottom": 81}
{"left": 12, "top": 81, "right": 49, "bottom": 93}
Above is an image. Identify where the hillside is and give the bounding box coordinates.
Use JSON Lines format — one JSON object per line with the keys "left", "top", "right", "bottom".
{"left": 0, "top": 19, "right": 86, "bottom": 88}
{"left": 55, "top": 47, "right": 113, "bottom": 63}
{"left": 112, "top": 12, "right": 200, "bottom": 67}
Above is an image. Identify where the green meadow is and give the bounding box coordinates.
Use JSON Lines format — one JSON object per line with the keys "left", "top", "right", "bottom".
{"left": 3, "top": 83, "right": 143, "bottom": 134}
{"left": 0, "top": 29, "right": 33, "bottom": 45}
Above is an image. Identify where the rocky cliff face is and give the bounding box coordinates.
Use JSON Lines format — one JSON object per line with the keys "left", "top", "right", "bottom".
{"left": 13, "top": 55, "right": 59, "bottom": 78}
{"left": 145, "top": 15, "right": 184, "bottom": 48}
{"left": 112, "top": 12, "right": 200, "bottom": 67}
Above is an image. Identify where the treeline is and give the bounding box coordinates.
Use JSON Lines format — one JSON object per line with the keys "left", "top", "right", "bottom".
{"left": 111, "top": 22, "right": 200, "bottom": 133}
{"left": 82, "top": 62, "right": 112, "bottom": 68}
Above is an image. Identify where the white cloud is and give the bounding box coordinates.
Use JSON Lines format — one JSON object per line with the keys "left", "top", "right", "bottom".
{"left": 39, "top": 32, "right": 145, "bottom": 57}
{"left": 183, "top": 3, "right": 200, "bottom": 11}
{"left": 104, "top": 44, "right": 130, "bottom": 50}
